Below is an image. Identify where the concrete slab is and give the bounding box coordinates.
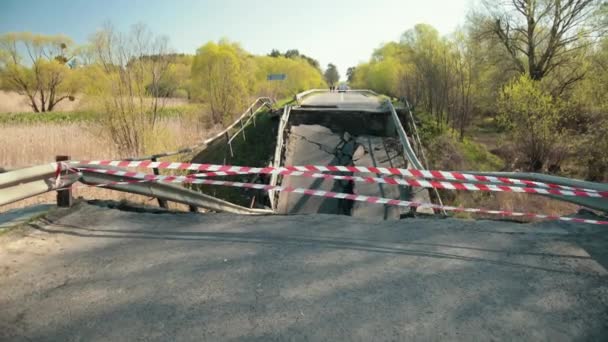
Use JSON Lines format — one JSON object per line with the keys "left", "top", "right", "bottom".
{"left": 351, "top": 136, "right": 409, "bottom": 220}
{"left": 277, "top": 125, "right": 345, "bottom": 215}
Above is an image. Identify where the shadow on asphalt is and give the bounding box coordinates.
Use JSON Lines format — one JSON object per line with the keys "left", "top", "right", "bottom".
{"left": 30, "top": 220, "right": 596, "bottom": 276}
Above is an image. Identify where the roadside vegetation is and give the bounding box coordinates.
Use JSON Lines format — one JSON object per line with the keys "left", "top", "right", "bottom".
{"left": 351, "top": 0, "right": 608, "bottom": 183}
{"left": 0, "top": 24, "right": 327, "bottom": 212}
{"left": 1, "top": 0, "right": 605, "bottom": 217}
{"left": 0, "top": 25, "right": 328, "bottom": 158}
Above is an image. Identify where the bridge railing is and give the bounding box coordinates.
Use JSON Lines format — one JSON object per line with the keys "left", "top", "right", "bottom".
{"left": 125, "top": 97, "right": 274, "bottom": 161}
{"left": 268, "top": 105, "right": 292, "bottom": 210}
{"left": 294, "top": 89, "right": 328, "bottom": 104}
{"left": 396, "top": 97, "right": 608, "bottom": 213}
{"left": 293, "top": 88, "right": 381, "bottom": 105}
{"left": 2, "top": 89, "right": 607, "bottom": 222}
{"left": 386, "top": 100, "right": 446, "bottom": 214}
{"left": 0, "top": 97, "right": 276, "bottom": 213}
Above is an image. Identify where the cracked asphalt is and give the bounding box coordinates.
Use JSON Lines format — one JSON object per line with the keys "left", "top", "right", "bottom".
{"left": 1, "top": 202, "right": 607, "bottom": 341}
{"left": 277, "top": 124, "right": 409, "bottom": 216}
{"left": 277, "top": 92, "right": 433, "bottom": 217}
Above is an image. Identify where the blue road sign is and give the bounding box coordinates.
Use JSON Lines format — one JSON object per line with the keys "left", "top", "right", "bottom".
{"left": 267, "top": 74, "right": 287, "bottom": 81}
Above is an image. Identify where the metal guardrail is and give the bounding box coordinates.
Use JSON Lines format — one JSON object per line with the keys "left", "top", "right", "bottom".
{"left": 78, "top": 166, "right": 272, "bottom": 215}
{"left": 0, "top": 163, "right": 78, "bottom": 207}
{"left": 2, "top": 89, "right": 606, "bottom": 217}
{"left": 125, "top": 97, "right": 274, "bottom": 161}
{"left": 468, "top": 171, "right": 608, "bottom": 213}
{"left": 268, "top": 105, "right": 292, "bottom": 210}
{"left": 294, "top": 89, "right": 328, "bottom": 104}
{"left": 397, "top": 98, "right": 607, "bottom": 213}
{"left": 386, "top": 101, "right": 424, "bottom": 170}
{"left": 294, "top": 89, "right": 381, "bottom": 105}
{"left": 386, "top": 101, "right": 446, "bottom": 214}
{"left": 0, "top": 98, "right": 276, "bottom": 213}
{"left": 0, "top": 162, "right": 272, "bottom": 215}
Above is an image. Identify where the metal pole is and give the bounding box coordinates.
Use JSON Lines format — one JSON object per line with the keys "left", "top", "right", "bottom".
{"left": 55, "top": 155, "right": 72, "bottom": 208}
{"left": 151, "top": 157, "right": 169, "bottom": 209}
{"left": 226, "top": 132, "right": 234, "bottom": 157}
{"left": 240, "top": 120, "right": 246, "bottom": 141}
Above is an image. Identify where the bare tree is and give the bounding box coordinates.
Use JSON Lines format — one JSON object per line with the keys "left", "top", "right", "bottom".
{"left": 484, "top": 0, "right": 605, "bottom": 83}
{"left": 89, "top": 23, "right": 172, "bottom": 155}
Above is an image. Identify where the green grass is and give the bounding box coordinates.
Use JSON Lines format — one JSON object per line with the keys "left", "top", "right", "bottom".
{"left": 0, "top": 105, "right": 198, "bottom": 125}
{"left": 0, "top": 110, "right": 100, "bottom": 124}
{"left": 273, "top": 96, "right": 296, "bottom": 109}
{"left": 411, "top": 110, "right": 504, "bottom": 172}
{"left": 458, "top": 137, "right": 504, "bottom": 171}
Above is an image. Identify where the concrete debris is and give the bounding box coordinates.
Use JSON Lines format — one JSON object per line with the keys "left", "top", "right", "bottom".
{"left": 277, "top": 124, "right": 420, "bottom": 219}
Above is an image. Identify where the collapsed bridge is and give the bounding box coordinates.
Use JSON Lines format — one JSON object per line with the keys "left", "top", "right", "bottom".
{"left": 270, "top": 90, "right": 433, "bottom": 219}
{"left": 1, "top": 89, "right": 607, "bottom": 224}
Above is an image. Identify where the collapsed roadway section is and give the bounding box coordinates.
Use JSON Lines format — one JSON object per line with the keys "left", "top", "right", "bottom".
{"left": 272, "top": 90, "right": 433, "bottom": 219}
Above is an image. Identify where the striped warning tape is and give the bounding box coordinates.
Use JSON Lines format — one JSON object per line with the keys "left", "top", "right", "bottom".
{"left": 75, "top": 168, "right": 608, "bottom": 225}
{"left": 79, "top": 167, "right": 604, "bottom": 198}
{"left": 73, "top": 161, "right": 607, "bottom": 198}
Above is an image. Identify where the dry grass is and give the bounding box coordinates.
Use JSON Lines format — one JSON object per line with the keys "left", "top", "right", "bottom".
{"left": 447, "top": 189, "right": 580, "bottom": 222}
{"left": 0, "top": 90, "right": 83, "bottom": 113}
{"left": 0, "top": 123, "right": 114, "bottom": 168}
{"left": 0, "top": 90, "right": 189, "bottom": 114}
{"left": 0, "top": 114, "right": 222, "bottom": 213}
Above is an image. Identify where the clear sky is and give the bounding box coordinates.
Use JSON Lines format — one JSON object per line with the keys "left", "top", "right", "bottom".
{"left": 1, "top": 0, "right": 473, "bottom": 79}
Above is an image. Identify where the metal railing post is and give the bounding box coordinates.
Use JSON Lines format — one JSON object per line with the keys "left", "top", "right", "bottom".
{"left": 240, "top": 120, "right": 246, "bottom": 141}
{"left": 151, "top": 157, "right": 169, "bottom": 209}
{"left": 55, "top": 155, "right": 72, "bottom": 208}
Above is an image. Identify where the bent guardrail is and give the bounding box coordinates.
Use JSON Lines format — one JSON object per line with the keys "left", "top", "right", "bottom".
{"left": 268, "top": 105, "right": 292, "bottom": 210}
{"left": 0, "top": 163, "right": 78, "bottom": 207}
{"left": 468, "top": 171, "right": 608, "bottom": 213}
{"left": 126, "top": 97, "right": 274, "bottom": 161}
{"left": 1, "top": 89, "right": 606, "bottom": 223}
{"left": 386, "top": 100, "right": 446, "bottom": 214}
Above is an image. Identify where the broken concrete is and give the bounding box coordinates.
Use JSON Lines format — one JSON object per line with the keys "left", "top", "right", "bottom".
{"left": 277, "top": 125, "right": 347, "bottom": 215}
{"left": 351, "top": 136, "right": 410, "bottom": 220}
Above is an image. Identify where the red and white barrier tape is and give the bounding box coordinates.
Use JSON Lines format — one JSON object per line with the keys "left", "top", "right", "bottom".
{"left": 73, "top": 161, "right": 608, "bottom": 198}
{"left": 74, "top": 168, "right": 608, "bottom": 225}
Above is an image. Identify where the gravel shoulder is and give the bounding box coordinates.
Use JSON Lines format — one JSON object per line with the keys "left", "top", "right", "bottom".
{"left": 1, "top": 202, "right": 607, "bottom": 341}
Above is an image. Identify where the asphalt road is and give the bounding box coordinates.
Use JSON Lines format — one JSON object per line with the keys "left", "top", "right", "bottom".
{"left": 300, "top": 91, "right": 384, "bottom": 111}
{"left": 1, "top": 202, "right": 607, "bottom": 341}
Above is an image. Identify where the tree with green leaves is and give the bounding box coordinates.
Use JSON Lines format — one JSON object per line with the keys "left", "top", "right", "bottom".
{"left": 268, "top": 49, "right": 321, "bottom": 71}
{"left": 191, "top": 39, "right": 254, "bottom": 125}
{"left": 268, "top": 49, "right": 281, "bottom": 58}
{"left": 254, "top": 55, "right": 325, "bottom": 98}
{"left": 346, "top": 67, "right": 356, "bottom": 83}
{"left": 324, "top": 63, "right": 340, "bottom": 87}
{"left": 0, "top": 32, "right": 80, "bottom": 112}
{"left": 498, "top": 75, "right": 566, "bottom": 172}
